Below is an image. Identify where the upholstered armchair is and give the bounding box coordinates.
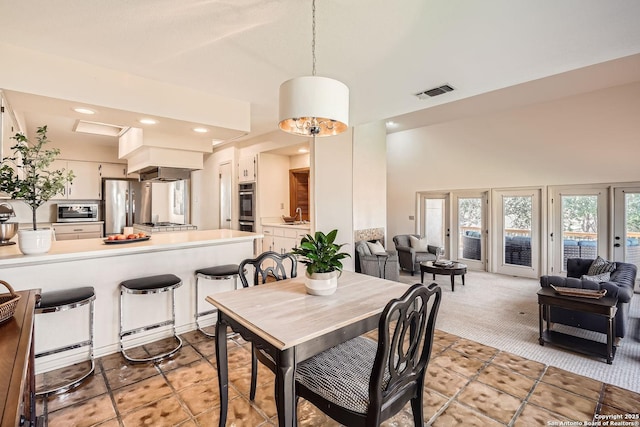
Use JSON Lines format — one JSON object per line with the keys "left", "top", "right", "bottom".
{"left": 354, "top": 240, "right": 400, "bottom": 281}
{"left": 393, "top": 234, "right": 440, "bottom": 275}
{"left": 540, "top": 257, "right": 637, "bottom": 339}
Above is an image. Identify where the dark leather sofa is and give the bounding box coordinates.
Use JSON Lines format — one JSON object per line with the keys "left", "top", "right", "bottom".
{"left": 540, "top": 258, "right": 637, "bottom": 339}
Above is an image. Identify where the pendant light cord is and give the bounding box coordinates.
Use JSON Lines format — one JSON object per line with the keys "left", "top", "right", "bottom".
{"left": 312, "top": 0, "right": 316, "bottom": 76}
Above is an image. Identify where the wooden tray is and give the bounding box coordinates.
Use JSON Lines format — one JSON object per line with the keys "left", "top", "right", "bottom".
{"left": 550, "top": 285, "right": 607, "bottom": 299}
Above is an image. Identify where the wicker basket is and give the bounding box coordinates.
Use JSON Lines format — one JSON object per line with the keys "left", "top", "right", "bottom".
{"left": 0, "top": 280, "right": 21, "bottom": 324}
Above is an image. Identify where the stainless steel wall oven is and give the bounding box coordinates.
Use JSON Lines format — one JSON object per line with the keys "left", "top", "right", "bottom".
{"left": 238, "top": 182, "right": 255, "bottom": 232}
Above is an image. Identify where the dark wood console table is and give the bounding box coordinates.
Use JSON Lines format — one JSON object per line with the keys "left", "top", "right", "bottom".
{"left": 1, "top": 289, "right": 39, "bottom": 427}
{"left": 537, "top": 287, "right": 617, "bottom": 364}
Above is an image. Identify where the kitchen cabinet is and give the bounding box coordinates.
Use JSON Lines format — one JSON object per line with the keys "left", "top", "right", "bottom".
{"left": 99, "top": 162, "right": 139, "bottom": 180}
{"left": 238, "top": 155, "right": 256, "bottom": 182}
{"left": 50, "top": 160, "right": 101, "bottom": 200}
{"left": 53, "top": 222, "right": 103, "bottom": 240}
{"left": 262, "top": 225, "right": 308, "bottom": 254}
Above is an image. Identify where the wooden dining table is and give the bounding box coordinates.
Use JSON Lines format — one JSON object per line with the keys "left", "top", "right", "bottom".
{"left": 205, "top": 270, "right": 411, "bottom": 427}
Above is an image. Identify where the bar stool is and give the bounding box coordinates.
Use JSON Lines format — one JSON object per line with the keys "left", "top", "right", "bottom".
{"left": 35, "top": 286, "right": 96, "bottom": 396}
{"left": 194, "top": 264, "right": 241, "bottom": 337}
{"left": 119, "top": 274, "right": 183, "bottom": 363}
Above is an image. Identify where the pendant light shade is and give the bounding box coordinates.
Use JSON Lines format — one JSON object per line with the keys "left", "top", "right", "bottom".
{"left": 278, "top": 76, "right": 349, "bottom": 137}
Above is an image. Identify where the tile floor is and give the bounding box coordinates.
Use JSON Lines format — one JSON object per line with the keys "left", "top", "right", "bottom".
{"left": 37, "top": 329, "right": 640, "bottom": 427}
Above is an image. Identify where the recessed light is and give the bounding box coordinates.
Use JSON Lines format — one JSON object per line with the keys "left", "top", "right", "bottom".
{"left": 193, "top": 127, "right": 208, "bottom": 133}
{"left": 386, "top": 121, "right": 398, "bottom": 128}
{"left": 298, "top": 148, "right": 309, "bottom": 153}
{"left": 73, "top": 107, "right": 96, "bottom": 115}
{"left": 139, "top": 118, "right": 157, "bottom": 125}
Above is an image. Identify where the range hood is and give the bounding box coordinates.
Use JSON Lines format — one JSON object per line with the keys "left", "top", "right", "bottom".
{"left": 138, "top": 166, "right": 192, "bottom": 182}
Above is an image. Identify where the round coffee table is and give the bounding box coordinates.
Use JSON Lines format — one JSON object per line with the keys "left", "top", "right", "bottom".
{"left": 420, "top": 261, "right": 467, "bottom": 292}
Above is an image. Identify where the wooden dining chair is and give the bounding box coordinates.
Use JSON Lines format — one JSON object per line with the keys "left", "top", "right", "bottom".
{"left": 294, "top": 282, "right": 442, "bottom": 426}
{"left": 238, "top": 251, "right": 298, "bottom": 400}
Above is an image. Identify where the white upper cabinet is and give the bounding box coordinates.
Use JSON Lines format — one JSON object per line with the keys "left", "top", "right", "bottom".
{"left": 99, "top": 163, "right": 128, "bottom": 179}
{"left": 238, "top": 155, "right": 256, "bottom": 182}
{"left": 50, "top": 160, "right": 101, "bottom": 200}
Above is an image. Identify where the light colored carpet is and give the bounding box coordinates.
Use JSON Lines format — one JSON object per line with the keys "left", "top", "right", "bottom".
{"left": 397, "top": 269, "right": 640, "bottom": 393}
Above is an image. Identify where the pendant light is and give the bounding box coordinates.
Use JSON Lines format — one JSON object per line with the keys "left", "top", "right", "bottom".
{"left": 278, "top": 0, "right": 349, "bottom": 137}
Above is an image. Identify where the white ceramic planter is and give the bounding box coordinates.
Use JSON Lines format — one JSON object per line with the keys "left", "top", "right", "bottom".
{"left": 18, "top": 228, "right": 53, "bottom": 255}
{"left": 304, "top": 270, "right": 339, "bottom": 296}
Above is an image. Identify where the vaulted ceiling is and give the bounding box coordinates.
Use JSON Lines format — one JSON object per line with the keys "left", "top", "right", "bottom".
{"left": 1, "top": 0, "right": 640, "bottom": 145}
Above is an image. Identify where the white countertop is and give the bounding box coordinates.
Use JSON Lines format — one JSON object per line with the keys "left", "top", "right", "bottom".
{"left": 0, "top": 229, "right": 262, "bottom": 268}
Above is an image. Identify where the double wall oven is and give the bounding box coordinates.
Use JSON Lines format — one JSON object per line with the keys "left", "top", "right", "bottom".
{"left": 238, "top": 182, "right": 255, "bottom": 232}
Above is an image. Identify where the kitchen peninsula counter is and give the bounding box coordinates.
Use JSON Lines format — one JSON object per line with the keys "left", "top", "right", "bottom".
{"left": 0, "top": 229, "right": 261, "bottom": 373}
{"left": 0, "top": 229, "right": 259, "bottom": 267}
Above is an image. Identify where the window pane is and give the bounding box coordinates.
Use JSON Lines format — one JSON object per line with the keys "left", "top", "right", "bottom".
{"left": 424, "top": 198, "right": 445, "bottom": 248}
{"left": 459, "top": 198, "right": 482, "bottom": 260}
{"left": 504, "top": 196, "right": 532, "bottom": 267}
{"left": 625, "top": 192, "right": 640, "bottom": 270}
{"left": 561, "top": 195, "right": 598, "bottom": 269}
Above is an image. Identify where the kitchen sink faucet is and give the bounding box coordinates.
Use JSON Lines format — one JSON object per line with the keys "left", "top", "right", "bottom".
{"left": 296, "top": 207, "right": 302, "bottom": 223}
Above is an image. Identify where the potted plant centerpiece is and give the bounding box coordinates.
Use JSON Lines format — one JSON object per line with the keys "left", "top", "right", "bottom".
{"left": 0, "top": 126, "right": 74, "bottom": 254}
{"left": 291, "top": 229, "right": 350, "bottom": 296}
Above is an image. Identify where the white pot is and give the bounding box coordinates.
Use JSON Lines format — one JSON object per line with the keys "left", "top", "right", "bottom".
{"left": 304, "top": 270, "right": 339, "bottom": 296}
{"left": 18, "top": 228, "right": 53, "bottom": 255}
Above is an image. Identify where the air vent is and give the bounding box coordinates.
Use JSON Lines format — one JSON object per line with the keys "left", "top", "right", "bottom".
{"left": 415, "top": 84, "right": 454, "bottom": 100}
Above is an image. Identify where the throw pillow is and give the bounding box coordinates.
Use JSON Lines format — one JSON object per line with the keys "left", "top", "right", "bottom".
{"left": 409, "top": 235, "right": 429, "bottom": 251}
{"left": 581, "top": 272, "right": 611, "bottom": 282}
{"left": 366, "top": 240, "right": 387, "bottom": 255}
{"left": 587, "top": 256, "right": 616, "bottom": 276}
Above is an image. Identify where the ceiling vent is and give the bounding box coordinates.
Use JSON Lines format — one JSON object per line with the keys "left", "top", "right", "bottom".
{"left": 415, "top": 84, "right": 454, "bottom": 100}
{"left": 73, "top": 120, "right": 128, "bottom": 137}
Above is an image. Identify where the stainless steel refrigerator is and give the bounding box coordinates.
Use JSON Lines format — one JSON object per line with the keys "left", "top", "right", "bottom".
{"left": 102, "top": 179, "right": 152, "bottom": 235}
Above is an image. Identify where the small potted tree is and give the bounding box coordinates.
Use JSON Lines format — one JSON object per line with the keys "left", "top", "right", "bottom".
{"left": 291, "top": 229, "right": 350, "bottom": 296}
{"left": 0, "top": 126, "right": 74, "bottom": 254}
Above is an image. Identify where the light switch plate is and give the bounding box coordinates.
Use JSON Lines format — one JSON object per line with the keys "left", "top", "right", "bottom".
{"left": 409, "top": 215, "right": 415, "bottom": 220}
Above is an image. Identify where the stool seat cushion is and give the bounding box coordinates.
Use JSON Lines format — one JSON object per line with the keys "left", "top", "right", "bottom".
{"left": 121, "top": 274, "right": 181, "bottom": 291}
{"left": 39, "top": 286, "right": 95, "bottom": 309}
{"left": 196, "top": 264, "right": 240, "bottom": 278}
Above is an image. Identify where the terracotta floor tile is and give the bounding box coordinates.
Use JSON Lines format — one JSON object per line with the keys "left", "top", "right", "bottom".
{"left": 191, "top": 338, "right": 217, "bottom": 357}
{"left": 178, "top": 376, "right": 237, "bottom": 417}
{"left": 113, "top": 375, "right": 172, "bottom": 414}
{"left": 47, "top": 394, "right": 116, "bottom": 427}
{"left": 103, "top": 361, "right": 159, "bottom": 390}
{"left": 120, "top": 395, "right": 190, "bottom": 427}
{"left": 180, "top": 329, "right": 211, "bottom": 345}
{"left": 451, "top": 337, "right": 499, "bottom": 361}
{"left": 433, "top": 330, "right": 460, "bottom": 348}
{"left": 491, "top": 351, "right": 546, "bottom": 379}
{"left": 431, "top": 401, "right": 504, "bottom": 427}
{"left": 165, "top": 359, "right": 217, "bottom": 391}
{"left": 514, "top": 403, "right": 572, "bottom": 427}
{"left": 425, "top": 363, "right": 470, "bottom": 397}
{"left": 195, "top": 395, "right": 269, "bottom": 427}
{"left": 143, "top": 336, "right": 183, "bottom": 357}
{"left": 46, "top": 373, "right": 108, "bottom": 413}
{"left": 422, "top": 388, "right": 450, "bottom": 422}
{"left": 36, "top": 360, "right": 94, "bottom": 394}
{"left": 93, "top": 419, "right": 120, "bottom": 427}
{"left": 248, "top": 381, "right": 277, "bottom": 419}
{"left": 157, "top": 345, "right": 203, "bottom": 373}
{"left": 99, "top": 352, "right": 128, "bottom": 372}
{"left": 295, "top": 399, "right": 341, "bottom": 427}
{"left": 456, "top": 380, "right": 522, "bottom": 424}
{"left": 601, "top": 384, "right": 640, "bottom": 413}
{"left": 528, "top": 382, "right": 597, "bottom": 421}
{"left": 431, "top": 348, "right": 487, "bottom": 378}
{"left": 477, "top": 363, "right": 536, "bottom": 399}
{"left": 541, "top": 366, "right": 602, "bottom": 400}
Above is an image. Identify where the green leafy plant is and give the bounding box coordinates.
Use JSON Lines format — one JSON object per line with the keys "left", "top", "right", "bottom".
{"left": 0, "top": 125, "right": 74, "bottom": 230}
{"left": 291, "top": 229, "right": 351, "bottom": 275}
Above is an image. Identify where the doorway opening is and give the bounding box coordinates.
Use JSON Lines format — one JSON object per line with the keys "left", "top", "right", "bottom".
{"left": 289, "top": 168, "right": 310, "bottom": 221}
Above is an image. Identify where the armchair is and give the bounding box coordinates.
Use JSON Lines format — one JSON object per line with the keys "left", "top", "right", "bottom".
{"left": 540, "top": 258, "right": 637, "bottom": 339}
{"left": 393, "top": 234, "right": 440, "bottom": 275}
{"left": 354, "top": 240, "right": 400, "bottom": 281}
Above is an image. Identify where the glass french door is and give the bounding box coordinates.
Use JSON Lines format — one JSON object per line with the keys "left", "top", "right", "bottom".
{"left": 550, "top": 187, "right": 608, "bottom": 274}
{"left": 453, "top": 192, "right": 487, "bottom": 270}
{"left": 420, "top": 194, "right": 450, "bottom": 259}
{"left": 494, "top": 189, "right": 541, "bottom": 278}
{"left": 613, "top": 187, "right": 640, "bottom": 292}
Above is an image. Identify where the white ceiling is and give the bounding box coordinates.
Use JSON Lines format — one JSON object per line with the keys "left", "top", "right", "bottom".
{"left": 1, "top": 0, "right": 640, "bottom": 147}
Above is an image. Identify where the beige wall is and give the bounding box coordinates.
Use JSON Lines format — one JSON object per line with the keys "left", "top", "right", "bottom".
{"left": 387, "top": 81, "right": 640, "bottom": 242}
{"left": 353, "top": 121, "right": 387, "bottom": 236}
